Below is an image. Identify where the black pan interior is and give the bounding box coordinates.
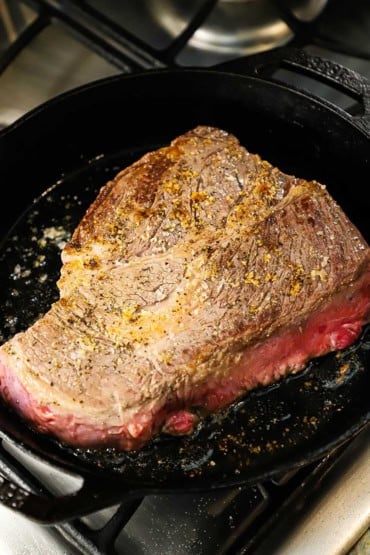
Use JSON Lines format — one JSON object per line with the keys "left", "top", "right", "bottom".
{"left": 0, "top": 69, "right": 369, "bottom": 490}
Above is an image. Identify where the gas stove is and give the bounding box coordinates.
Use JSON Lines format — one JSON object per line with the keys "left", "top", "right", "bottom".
{"left": 1, "top": 0, "right": 370, "bottom": 127}
{"left": 0, "top": 1, "right": 370, "bottom": 554}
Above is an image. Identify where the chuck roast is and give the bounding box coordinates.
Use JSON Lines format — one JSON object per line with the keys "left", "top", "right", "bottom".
{"left": 1, "top": 126, "right": 370, "bottom": 451}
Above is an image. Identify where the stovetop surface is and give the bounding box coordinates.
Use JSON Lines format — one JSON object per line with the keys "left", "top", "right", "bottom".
{"left": 1, "top": 0, "right": 370, "bottom": 128}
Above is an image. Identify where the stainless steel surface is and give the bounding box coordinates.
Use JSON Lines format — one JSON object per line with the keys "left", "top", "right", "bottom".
{"left": 0, "top": 441, "right": 84, "bottom": 554}
{"left": 0, "top": 511, "right": 80, "bottom": 555}
{"left": 254, "top": 425, "right": 370, "bottom": 555}
{"left": 0, "top": 0, "right": 35, "bottom": 54}
{"left": 147, "top": 0, "right": 327, "bottom": 55}
{"left": 0, "top": 22, "right": 120, "bottom": 127}
{"left": 350, "top": 530, "right": 370, "bottom": 555}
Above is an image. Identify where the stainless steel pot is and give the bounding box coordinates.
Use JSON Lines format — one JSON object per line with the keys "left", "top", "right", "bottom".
{"left": 147, "top": 0, "right": 328, "bottom": 55}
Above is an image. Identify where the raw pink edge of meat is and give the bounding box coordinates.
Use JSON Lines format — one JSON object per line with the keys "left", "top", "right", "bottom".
{"left": 1, "top": 273, "right": 370, "bottom": 452}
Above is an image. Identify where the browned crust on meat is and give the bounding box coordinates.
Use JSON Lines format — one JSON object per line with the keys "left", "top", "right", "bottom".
{"left": 0, "top": 125, "right": 369, "bottom": 449}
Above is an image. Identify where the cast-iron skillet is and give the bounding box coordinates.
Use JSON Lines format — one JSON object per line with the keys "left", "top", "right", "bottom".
{"left": 0, "top": 47, "right": 370, "bottom": 524}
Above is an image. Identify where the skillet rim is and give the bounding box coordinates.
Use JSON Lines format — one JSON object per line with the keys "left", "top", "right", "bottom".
{"left": 0, "top": 65, "right": 366, "bottom": 141}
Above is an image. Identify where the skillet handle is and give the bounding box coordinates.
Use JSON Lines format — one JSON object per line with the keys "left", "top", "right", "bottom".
{"left": 0, "top": 473, "right": 142, "bottom": 524}
{"left": 216, "top": 46, "right": 370, "bottom": 136}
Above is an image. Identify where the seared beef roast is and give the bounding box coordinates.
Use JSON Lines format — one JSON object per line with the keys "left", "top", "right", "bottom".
{"left": 1, "top": 126, "right": 370, "bottom": 451}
